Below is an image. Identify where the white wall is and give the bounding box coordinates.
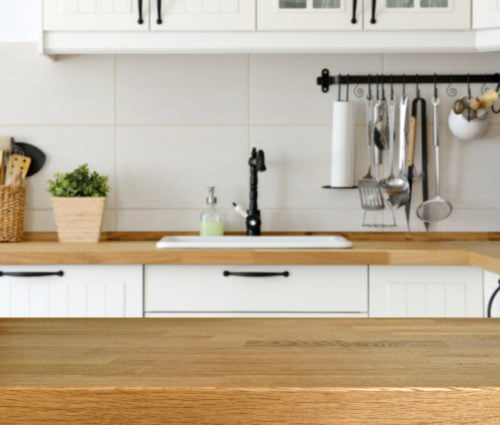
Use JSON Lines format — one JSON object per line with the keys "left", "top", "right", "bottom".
{"left": 0, "top": 0, "right": 39, "bottom": 42}
{"left": 0, "top": 3, "right": 499, "bottom": 233}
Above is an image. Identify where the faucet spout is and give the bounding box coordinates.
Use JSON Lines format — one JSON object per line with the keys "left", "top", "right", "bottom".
{"left": 247, "top": 148, "right": 266, "bottom": 236}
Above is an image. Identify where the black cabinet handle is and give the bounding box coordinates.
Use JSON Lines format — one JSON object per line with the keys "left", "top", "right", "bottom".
{"left": 157, "top": 0, "right": 163, "bottom": 24}
{"left": 137, "top": 0, "right": 144, "bottom": 24}
{"left": 351, "top": 0, "right": 358, "bottom": 24}
{"left": 223, "top": 271, "right": 290, "bottom": 278}
{"left": 487, "top": 279, "right": 500, "bottom": 318}
{"left": 370, "top": 0, "right": 377, "bottom": 24}
{"left": 0, "top": 271, "right": 64, "bottom": 278}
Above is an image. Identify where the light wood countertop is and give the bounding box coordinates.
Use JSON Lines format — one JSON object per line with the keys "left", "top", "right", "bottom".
{"left": 1, "top": 236, "right": 500, "bottom": 273}
{"left": 1, "top": 318, "right": 499, "bottom": 424}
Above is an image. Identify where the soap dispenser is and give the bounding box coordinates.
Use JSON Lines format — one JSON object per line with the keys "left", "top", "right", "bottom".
{"left": 200, "top": 186, "right": 224, "bottom": 236}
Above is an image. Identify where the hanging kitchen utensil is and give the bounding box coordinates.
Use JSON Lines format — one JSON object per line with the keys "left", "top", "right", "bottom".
{"left": 379, "top": 79, "right": 409, "bottom": 209}
{"left": 373, "top": 77, "right": 389, "bottom": 152}
{"left": 359, "top": 79, "right": 385, "bottom": 217}
{"left": 416, "top": 91, "right": 452, "bottom": 224}
{"left": 418, "top": 89, "right": 430, "bottom": 232}
{"left": 405, "top": 99, "right": 417, "bottom": 232}
{"left": 11, "top": 139, "right": 46, "bottom": 177}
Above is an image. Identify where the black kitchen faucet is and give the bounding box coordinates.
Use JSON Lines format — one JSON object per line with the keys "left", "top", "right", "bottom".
{"left": 246, "top": 147, "right": 266, "bottom": 236}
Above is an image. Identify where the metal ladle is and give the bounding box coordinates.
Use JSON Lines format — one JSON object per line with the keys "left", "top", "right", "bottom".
{"left": 379, "top": 94, "right": 410, "bottom": 207}
{"left": 416, "top": 96, "right": 452, "bottom": 223}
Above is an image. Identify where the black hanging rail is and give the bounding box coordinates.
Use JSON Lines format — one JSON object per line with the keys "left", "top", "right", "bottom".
{"left": 317, "top": 69, "right": 500, "bottom": 94}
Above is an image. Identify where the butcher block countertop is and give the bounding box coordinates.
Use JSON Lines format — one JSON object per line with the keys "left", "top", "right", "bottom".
{"left": 1, "top": 232, "right": 500, "bottom": 273}
{"left": 1, "top": 318, "right": 500, "bottom": 425}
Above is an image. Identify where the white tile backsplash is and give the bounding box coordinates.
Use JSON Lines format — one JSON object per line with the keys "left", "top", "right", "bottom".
{"left": 0, "top": 45, "right": 114, "bottom": 125}
{"left": 1, "top": 44, "right": 499, "bottom": 232}
{"left": 116, "top": 55, "right": 249, "bottom": 125}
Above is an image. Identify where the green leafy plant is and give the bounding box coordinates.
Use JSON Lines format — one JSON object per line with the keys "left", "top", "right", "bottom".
{"left": 47, "top": 164, "right": 109, "bottom": 197}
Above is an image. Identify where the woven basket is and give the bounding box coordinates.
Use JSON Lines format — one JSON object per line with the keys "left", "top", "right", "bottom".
{"left": 0, "top": 185, "right": 25, "bottom": 242}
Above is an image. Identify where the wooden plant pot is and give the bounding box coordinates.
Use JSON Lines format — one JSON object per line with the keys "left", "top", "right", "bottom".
{"left": 51, "top": 197, "right": 106, "bottom": 243}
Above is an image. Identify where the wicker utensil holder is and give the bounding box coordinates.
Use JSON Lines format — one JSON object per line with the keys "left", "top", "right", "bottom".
{"left": 0, "top": 185, "right": 25, "bottom": 242}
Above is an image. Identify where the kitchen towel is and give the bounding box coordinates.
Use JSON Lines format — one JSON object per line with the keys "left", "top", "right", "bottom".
{"left": 330, "top": 100, "right": 355, "bottom": 187}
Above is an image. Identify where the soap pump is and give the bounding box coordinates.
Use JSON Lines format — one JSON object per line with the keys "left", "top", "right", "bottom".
{"left": 200, "top": 186, "right": 224, "bottom": 236}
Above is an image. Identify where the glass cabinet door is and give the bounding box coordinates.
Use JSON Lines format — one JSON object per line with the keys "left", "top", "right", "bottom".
{"left": 258, "top": 0, "right": 361, "bottom": 30}
{"left": 364, "top": 0, "right": 470, "bottom": 30}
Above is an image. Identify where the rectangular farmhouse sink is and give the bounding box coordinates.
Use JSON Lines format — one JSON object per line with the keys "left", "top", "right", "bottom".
{"left": 156, "top": 235, "right": 352, "bottom": 249}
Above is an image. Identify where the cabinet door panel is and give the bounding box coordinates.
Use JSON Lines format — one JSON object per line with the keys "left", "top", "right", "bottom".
{"left": 365, "top": 0, "right": 471, "bottom": 30}
{"left": 369, "top": 265, "right": 483, "bottom": 318}
{"left": 153, "top": 0, "right": 256, "bottom": 30}
{"left": 473, "top": 0, "right": 500, "bottom": 29}
{"left": 257, "top": 0, "right": 361, "bottom": 30}
{"left": 44, "top": 0, "right": 149, "bottom": 31}
{"left": 0, "top": 265, "right": 143, "bottom": 318}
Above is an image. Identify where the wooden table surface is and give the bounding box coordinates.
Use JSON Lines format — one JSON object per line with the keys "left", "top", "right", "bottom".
{"left": 1, "top": 318, "right": 500, "bottom": 424}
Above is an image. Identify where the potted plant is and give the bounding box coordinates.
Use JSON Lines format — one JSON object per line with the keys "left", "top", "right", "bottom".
{"left": 47, "top": 163, "right": 109, "bottom": 243}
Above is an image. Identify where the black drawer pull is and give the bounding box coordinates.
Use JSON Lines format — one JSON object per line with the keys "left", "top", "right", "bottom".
{"left": 223, "top": 271, "right": 289, "bottom": 278}
{"left": 0, "top": 271, "right": 64, "bottom": 278}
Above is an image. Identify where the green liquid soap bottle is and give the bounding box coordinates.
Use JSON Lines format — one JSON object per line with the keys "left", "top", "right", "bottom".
{"left": 200, "top": 186, "right": 224, "bottom": 236}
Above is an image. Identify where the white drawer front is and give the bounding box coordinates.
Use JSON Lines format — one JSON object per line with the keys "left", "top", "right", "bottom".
{"left": 0, "top": 265, "right": 143, "bottom": 318}
{"left": 145, "top": 265, "right": 367, "bottom": 313}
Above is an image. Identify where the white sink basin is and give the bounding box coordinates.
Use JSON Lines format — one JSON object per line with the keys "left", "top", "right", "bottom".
{"left": 156, "top": 235, "right": 352, "bottom": 249}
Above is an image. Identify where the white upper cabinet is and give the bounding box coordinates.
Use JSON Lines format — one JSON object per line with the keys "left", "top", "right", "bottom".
{"left": 473, "top": 0, "right": 500, "bottom": 29}
{"left": 365, "top": 0, "right": 471, "bottom": 31}
{"left": 44, "top": 0, "right": 150, "bottom": 31}
{"left": 153, "top": 0, "right": 256, "bottom": 31}
{"left": 257, "top": 0, "right": 362, "bottom": 31}
{"left": 44, "top": 0, "right": 255, "bottom": 31}
{"left": 258, "top": 0, "right": 470, "bottom": 30}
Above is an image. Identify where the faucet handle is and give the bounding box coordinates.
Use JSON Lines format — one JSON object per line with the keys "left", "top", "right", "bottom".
{"left": 256, "top": 149, "right": 266, "bottom": 172}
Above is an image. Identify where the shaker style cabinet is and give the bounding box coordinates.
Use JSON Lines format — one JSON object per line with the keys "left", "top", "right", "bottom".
{"left": 43, "top": 0, "right": 150, "bottom": 31}
{"left": 258, "top": 0, "right": 470, "bottom": 30}
{"left": 145, "top": 265, "right": 368, "bottom": 317}
{"left": 365, "top": 0, "right": 471, "bottom": 31}
{"left": 257, "top": 0, "right": 362, "bottom": 31}
{"left": 369, "top": 265, "right": 483, "bottom": 318}
{"left": 473, "top": 0, "right": 500, "bottom": 29}
{"left": 0, "top": 265, "right": 143, "bottom": 318}
{"left": 43, "top": 0, "right": 255, "bottom": 31}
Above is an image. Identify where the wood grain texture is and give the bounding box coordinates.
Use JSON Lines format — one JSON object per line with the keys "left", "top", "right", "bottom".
{"left": 2, "top": 387, "right": 500, "bottom": 425}
{"left": 1, "top": 318, "right": 500, "bottom": 424}
{"left": 0, "top": 239, "right": 499, "bottom": 272}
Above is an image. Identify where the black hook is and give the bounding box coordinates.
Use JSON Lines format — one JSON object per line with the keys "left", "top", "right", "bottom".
{"left": 375, "top": 75, "right": 380, "bottom": 100}
{"left": 367, "top": 74, "right": 373, "bottom": 100}
{"left": 337, "top": 74, "right": 342, "bottom": 101}
{"left": 467, "top": 74, "right": 472, "bottom": 99}
{"left": 381, "top": 76, "right": 386, "bottom": 100}
{"left": 402, "top": 74, "right": 406, "bottom": 97}
{"left": 416, "top": 74, "right": 420, "bottom": 98}
{"left": 390, "top": 74, "right": 394, "bottom": 101}
{"left": 433, "top": 73, "right": 438, "bottom": 99}
{"left": 447, "top": 76, "right": 457, "bottom": 97}
{"left": 346, "top": 74, "right": 350, "bottom": 101}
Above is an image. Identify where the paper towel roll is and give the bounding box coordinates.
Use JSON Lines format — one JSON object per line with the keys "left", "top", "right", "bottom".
{"left": 330, "top": 100, "right": 355, "bottom": 187}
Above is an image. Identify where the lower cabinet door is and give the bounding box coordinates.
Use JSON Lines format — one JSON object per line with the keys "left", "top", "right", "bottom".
{"left": 145, "top": 265, "right": 367, "bottom": 317}
{"left": 0, "top": 265, "right": 143, "bottom": 318}
{"left": 369, "top": 265, "right": 483, "bottom": 318}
